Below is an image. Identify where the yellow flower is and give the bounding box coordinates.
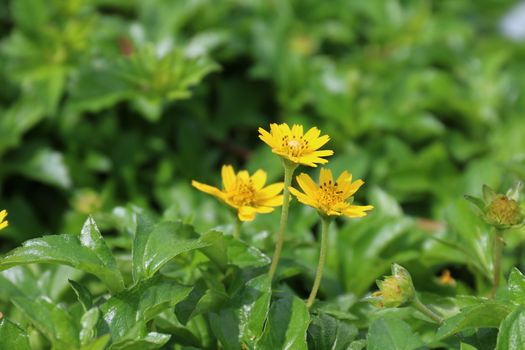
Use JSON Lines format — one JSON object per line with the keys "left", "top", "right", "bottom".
{"left": 258, "top": 123, "right": 334, "bottom": 167}
{"left": 192, "top": 165, "right": 284, "bottom": 222}
{"left": 0, "top": 210, "right": 8, "bottom": 230}
{"left": 289, "top": 168, "right": 373, "bottom": 218}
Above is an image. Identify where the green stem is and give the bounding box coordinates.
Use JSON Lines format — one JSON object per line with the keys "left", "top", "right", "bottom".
{"left": 412, "top": 297, "right": 443, "bottom": 324}
{"left": 306, "top": 217, "right": 331, "bottom": 309}
{"left": 233, "top": 215, "right": 242, "bottom": 239}
{"left": 490, "top": 229, "right": 504, "bottom": 298}
{"left": 268, "top": 160, "right": 297, "bottom": 280}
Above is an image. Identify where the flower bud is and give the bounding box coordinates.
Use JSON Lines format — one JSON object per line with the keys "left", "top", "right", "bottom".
{"left": 372, "top": 264, "right": 415, "bottom": 308}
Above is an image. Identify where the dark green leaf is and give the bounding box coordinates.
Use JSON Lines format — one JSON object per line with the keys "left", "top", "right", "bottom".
{"left": 69, "top": 279, "right": 94, "bottom": 311}
{"left": 308, "top": 314, "right": 358, "bottom": 350}
{"left": 256, "top": 293, "right": 310, "bottom": 350}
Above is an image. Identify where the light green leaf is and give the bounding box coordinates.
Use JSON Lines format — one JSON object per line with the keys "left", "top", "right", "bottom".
{"left": 15, "top": 147, "right": 71, "bottom": 189}
{"left": 508, "top": 268, "right": 525, "bottom": 305}
{"left": 12, "top": 296, "right": 79, "bottom": 349}
{"left": 81, "top": 335, "right": 111, "bottom": 350}
{"left": 495, "top": 306, "right": 525, "bottom": 350}
{"left": 0, "top": 318, "right": 32, "bottom": 350}
{"left": 80, "top": 308, "right": 100, "bottom": 345}
{"left": 367, "top": 317, "right": 424, "bottom": 350}
{"left": 437, "top": 301, "right": 512, "bottom": 339}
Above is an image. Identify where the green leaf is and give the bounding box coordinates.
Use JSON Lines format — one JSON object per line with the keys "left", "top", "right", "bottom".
{"left": 109, "top": 331, "right": 171, "bottom": 350}
{"left": 461, "top": 343, "right": 479, "bottom": 350}
{"left": 256, "top": 293, "right": 310, "bottom": 350}
{"left": 437, "top": 301, "right": 512, "bottom": 339}
{"left": 80, "top": 308, "right": 100, "bottom": 345}
{"left": 12, "top": 296, "right": 80, "bottom": 349}
{"left": 132, "top": 215, "right": 217, "bottom": 282}
{"left": 307, "top": 314, "right": 358, "bottom": 350}
{"left": 0, "top": 318, "right": 31, "bottom": 350}
{"left": 209, "top": 274, "right": 271, "bottom": 349}
{"left": 69, "top": 279, "right": 94, "bottom": 312}
{"left": 15, "top": 147, "right": 72, "bottom": 189}
{"left": 508, "top": 268, "right": 525, "bottom": 305}
{"left": 0, "top": 219, "right": 125, "bottom": 293}
{"left": 367, "top": 317, "right": 424, "bottom": 350}
{"left": 99, "top": 275, "right": 191, "bottom": 342}
{"left": 81, "top": 335, "right": 111, "bottom": 350}
{"left": 495, "top": 306, "right": 525, "bottom": 350}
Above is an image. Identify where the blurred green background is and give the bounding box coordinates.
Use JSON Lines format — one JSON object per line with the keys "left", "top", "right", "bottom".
{"left": 1, "top": 0, "right": 525, "bottom": 297}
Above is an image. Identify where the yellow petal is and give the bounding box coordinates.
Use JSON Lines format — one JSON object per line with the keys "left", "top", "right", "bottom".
{"left": 237, "top": 170, "right": 250, "bottom": 182}
{"left": 291, "top": 124, "right": 304, "bottom": 138}
{"left": 346, "top": 179, "right": 365, "bottom": 197}
{"left": 238, "top": 206, "right": 257, "bottom": 221}
{"left": 259, "top": 195, "right": 283, "bottom": 207}
{"left": 309, "top": 134, "right": 330, "bottom": 151}
{"left": 258, "top": 127, "right": 275, "bottom": 147}
{"left": 289, "top": 187, "right": 318, "bottom": 207}
{"left": 311, "top": 150, "right": 334, "bottom": 157}
{"left": 0, "top": 210, "right": 7, "bottom": 222}
{"left": 251, "top": 169, "right": 267, "bottom": 190}
{"left": 343, "top": 205, "right": 374, "bottom": 218}
{"left": 303, "top": 127, "right": 321, "bottom": 142}
{"left": 221, "top": 165, "right": 236, "bottom": 191}
{"left": 257, "top": 183, "right": 284, "bottom": 199}
{"left": 192, "top": 181, "right": 225, "bottom": 200}
{"left": 296, "top": 173, "right": 318, "bottom": 198}
{"left": 336, "top": 171, "right": 352, "bottom": 185}
{"left": 319, "top": 168, "right": 333, "bottom": 186}
{"left": 255, "top": 206, "right": 274, "bottom": 214}
{"left": 279, "top": 123, "right": 292, "bottom": 135}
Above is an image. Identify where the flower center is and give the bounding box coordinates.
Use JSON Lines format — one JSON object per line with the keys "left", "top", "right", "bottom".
{"left": 230, "top": 179, "right": 256, "bottom": 206}
{"left": 281, "top": 135, "right": 309, "bottom": 157}
{"left": 318, "top": 180, "right": 344, "bottom": 209}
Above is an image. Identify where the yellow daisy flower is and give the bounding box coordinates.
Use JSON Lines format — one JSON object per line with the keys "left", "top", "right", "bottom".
{"left": 192, "top": 165, "right": 284, "bottom": 222}
{"left": 0, "top": 210, "right": 8, "bottom": 230}
{"left": 258, "top": 123, "right": 334, "bottom": 167}
{"left": 289, "top": 168, "right": 373, "bottom": 218}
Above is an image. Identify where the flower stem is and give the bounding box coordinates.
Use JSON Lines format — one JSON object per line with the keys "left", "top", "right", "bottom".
{"left": 490, "top": 229, "right": 505, "bottom": 298}
{"left": 412, "top": 297, "right": 443, "bottom": 324}
{"left": 306, "top": 217, "right": 331, "bottom": 309}
{"left": 268, "top": 160, "right": 297, "bottom": 280}
{"left": 233, "top": 215, "right": 242, "bottom": 239}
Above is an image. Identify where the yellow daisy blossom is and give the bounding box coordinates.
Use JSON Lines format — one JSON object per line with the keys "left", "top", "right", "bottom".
{"left": 0, "top": 210, "right": 8, "bottom": 230}
{"left": 192, "top": 165, "right": 284, "bottom": 222}
{"left": 290, "top": 168, "right": 373, "bottom": 218}
{"left": 258, "top": 123, "right": 334, "bottom": 167}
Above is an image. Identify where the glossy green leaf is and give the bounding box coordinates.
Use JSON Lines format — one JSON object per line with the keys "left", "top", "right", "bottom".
{"left": 80, "top": 308, "right": 100, "bottom": 345}
{"left": 15, "top": 147, "right": 71, "bottom": 189}
{"left": 100, "top": 275, "right": 191, "bottom": 341}
{"left": 0, "top": 219, "right": 124, "bottom": 293}
{"left": 256, "top": 293, "right": 310, "bottom": 350}
{"left": 508, "top": 268, "right": 525, "bottom": 306}
{"left": 307, "top": 314, "right": 358, "bottom": 350}
{"left": 69, "top": 279, "right": 94, "bottom": 312}
{"left": 437, "top": 301, "right": 512, "bottom": 339}
{"left": 109, "top": 331, "right": 171, "bottom": 350}
{"left": 132, "top": 215, "right": 219, "bottom": 282}
{"left": 367, "top": 317, "right": 424, "bottom": 350}
{"left": 495, "top": 306, "right": 525, "bottom": 350}
{"left": 0, "top": 318, "right": 31, "bottom": 350}
{"left": 81, "top": 335, "right": 111, "bottom": 350}
{"left": 12, "top": 296, "right": 80, "bottom": 349}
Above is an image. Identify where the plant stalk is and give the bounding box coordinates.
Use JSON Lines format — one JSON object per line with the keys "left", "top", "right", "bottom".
{"left": 233, "top": 215, "right": 242, "bottom": 239}
{"left": 306, "top": 217, "right": 331, "bottom": 308}
{"left": 490, "top": 229, "right": 504, "bottom": 298}
{"left": 268, "top": 160, "right": 297, "bottom": 280}
{"left": 412, "top": 297, "right": 443, "bottom": 324}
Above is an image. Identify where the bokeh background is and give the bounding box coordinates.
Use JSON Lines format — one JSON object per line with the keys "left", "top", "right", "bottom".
{"left": 2, "top": 0, "right": 525, "bottom": 301}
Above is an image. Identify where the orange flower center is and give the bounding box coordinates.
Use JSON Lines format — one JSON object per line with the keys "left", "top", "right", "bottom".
{"left": 281, "top": 135, "right": 309, "bottom": 157}
{"left": 229, "top": 179, "right": 256, "bottom": 206}
{"left": 318, "top": 180, "right": 344, "bottom": 209}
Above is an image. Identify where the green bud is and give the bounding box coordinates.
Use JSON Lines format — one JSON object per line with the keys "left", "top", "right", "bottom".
{"left": 372, "top": 264, "right": 415, "bottom": 308}
{"left": 465, "top": 182, "right": 524, "bottom": 230}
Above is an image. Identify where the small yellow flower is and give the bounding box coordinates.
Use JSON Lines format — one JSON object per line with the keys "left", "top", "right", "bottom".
{"left": 258, "top": 123, "right": 334, "bottom": 167}
{"left": 192, "top": 165, "right": 284, "bottom": 222}
{"left": 0, "top": 210, "right": 8, "bottom": 230}
{"left": 289, "top": 168, "right": 373, "bottom": 218}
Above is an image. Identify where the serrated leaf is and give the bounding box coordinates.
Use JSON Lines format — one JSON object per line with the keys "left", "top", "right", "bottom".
{"left": 256, "top": 293, "right": 310, "bottom": 350}
{"left": 307, "top": 314, "right": 358, "bottom": 350}
{"left": 0, "top": 318, "right": 31, "bottom": 350}
{"left": 0, "top": 229, "right": 124, "bottom": 293}
{"left": 495, "top": 306, "right": 525, "bottom": 350}
{"left": 99, "top": 275, "right": 191, "bottom": 342}
{"left": 437, "top": 301, "right": 512, "bottom": 339}
{"left": 132, "top": 215, "right": 218, "bottom": 282}
{"left": 367, "top": 317, "right": 424, "bottom": 350}
{"left": 12, "top": 296, "right": 79, "bottom": 349}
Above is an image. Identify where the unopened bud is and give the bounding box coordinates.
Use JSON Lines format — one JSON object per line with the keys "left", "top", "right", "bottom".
{"left": 372, "top": 264, "right": 415, "bottom": 308}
